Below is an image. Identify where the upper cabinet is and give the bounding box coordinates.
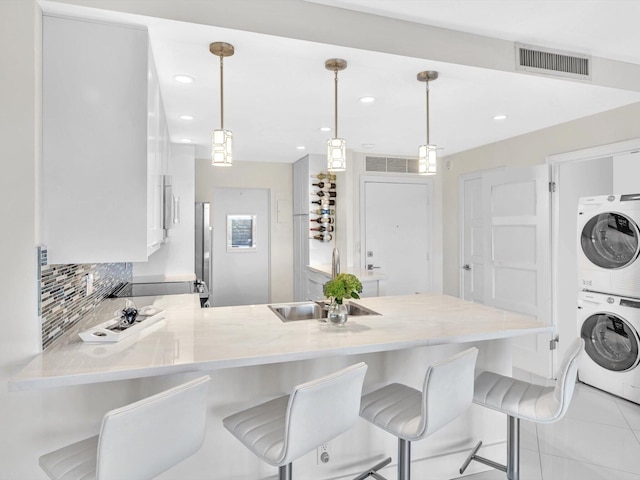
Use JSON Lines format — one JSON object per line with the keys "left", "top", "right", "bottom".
{"left": 146, "top": 50, "right": 171, "bottom": 256}
{"left": 43, "top": 15, "right": 169, "bottom": 264}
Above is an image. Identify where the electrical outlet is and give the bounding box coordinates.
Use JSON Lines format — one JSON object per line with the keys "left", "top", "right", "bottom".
{"left": 317, "top": 443, "right": 330, "bottom": 464}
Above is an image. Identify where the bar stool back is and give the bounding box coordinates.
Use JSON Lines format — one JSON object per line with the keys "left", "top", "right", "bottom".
{"left": 460, "top": 338, "right": 584, "bottom": 480}
{"left": 358, "top": 347, "right": 479, "bottom": 480}
{"left": 39, "top": 375, "right": 210, "bottom": 480}
{"left": 223, "top": 362, "right": 368, "bottom": 480}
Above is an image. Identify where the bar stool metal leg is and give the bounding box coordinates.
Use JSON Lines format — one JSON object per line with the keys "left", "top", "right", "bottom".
{"left": 507, "top": 416, "right": 520, "bottom": 480}
{"left": 352, "top": 457, "right": 391, "bottom": 480}
{"left": 279, "top": 463, "right": 292, "bottom": 480}
{"left": 398, "top": 439, "right": 411, "bottom": 480}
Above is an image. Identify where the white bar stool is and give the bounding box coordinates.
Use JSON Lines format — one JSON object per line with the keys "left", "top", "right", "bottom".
{"left": 358, "top": 347, "right": 479, "bottom": 480}
{"left": 223, "top": 362, "right": 368, "bottom": 480}
{"left": 39, "top": 375, "right": 210, "bottom": 480}
{"left": 460, "top": 338, "right": 584, "bottom": 480}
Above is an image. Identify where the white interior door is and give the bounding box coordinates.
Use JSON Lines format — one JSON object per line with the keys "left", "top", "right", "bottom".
{"left": 212, "top": 188, "right": 270, "bottom": 306}
{"left": 460, "top": 175, "right": 485, "bottom": 303}
{"left": 483, "top": 165, "right": 554, "bottom": 377}
{"left": 363, "top": 178, "right": 431, "bottom": 295}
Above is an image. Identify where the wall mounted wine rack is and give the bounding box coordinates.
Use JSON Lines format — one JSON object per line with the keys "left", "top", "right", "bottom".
{"left": 310, "top": 171, "right": 336, "bottom": 242}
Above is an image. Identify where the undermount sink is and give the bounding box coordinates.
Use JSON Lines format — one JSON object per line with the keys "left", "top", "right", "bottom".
{"left": 268, "top": 301, "right": 380, "bottom": 322}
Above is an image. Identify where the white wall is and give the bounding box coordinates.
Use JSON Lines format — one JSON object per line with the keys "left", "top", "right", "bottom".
{"left": 133, "top": 143, "right": 196, "bottom": 282}
{"left": 442, "top": 101, "right": 640, "bottom": 297}
{"left": 195, "top": 159, "right": 294, "bottom": 303}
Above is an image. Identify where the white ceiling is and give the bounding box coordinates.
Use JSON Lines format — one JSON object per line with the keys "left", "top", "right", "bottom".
{"left": 41, "top": 1, "right": 640, "bottom": 163}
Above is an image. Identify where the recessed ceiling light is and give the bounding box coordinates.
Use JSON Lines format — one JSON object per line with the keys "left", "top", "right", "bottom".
{"left": 362, "top": 144, "right": 375, "bottom": 149}
{"left": 296, "top": 146, "right": 306, "bottom": 150}
{"left": 359, "top": 96, "right": 376, "bottom": 103}
{"left": 179, "top": 115, "right": 194, "bottom": 121}
{"left": 493, "top": 114, "right": 507, "bottom": 120}
{"left": 174, "top": 75, "right": 195, "bottom": 84}
{"left": 320, "top": 127, "right": 331, "bottom": 132}
{"left": 181, "top": 138, "right": 192, "bottom": 143}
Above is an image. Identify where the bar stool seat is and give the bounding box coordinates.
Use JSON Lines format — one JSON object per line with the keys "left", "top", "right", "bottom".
{"left": 223, "top": 362, "right": 367, "bottom": 480}
{"left": 358, "top": 347, "right": 479, "bottom": 480}
{"left": 39, "top": 375, "right": 210, "bottom": 480}
{"left": 460, "top": 339, "right": 584, "bottom": 480}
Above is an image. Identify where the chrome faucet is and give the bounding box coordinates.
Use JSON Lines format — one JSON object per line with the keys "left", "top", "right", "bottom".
{"left": 331, "top": 247, "right": 340, "bottom": 279}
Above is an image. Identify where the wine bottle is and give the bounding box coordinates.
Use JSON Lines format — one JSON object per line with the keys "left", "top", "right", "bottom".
{"left": 310, "top": 225, "right": 334, "bottom": 232}
{"left": 310, "top": 208, "right": 335, "bottom": 215}
{"left": 312, "top": 233, "right": 333, "bottom": 242}
{"left": 312, "top": 173, "right": 336, "bottom": 181}
{"left": 311, "top": 182, "right": 336, "bottom": 189}
{"left": 312, "top": 216, "right": 334, "bottom": 224}
{"left": 311, "top": 199, "right": 335, "bottom": 206}
{"left": 315, "top": 190, "right": 337, "bottom": 198}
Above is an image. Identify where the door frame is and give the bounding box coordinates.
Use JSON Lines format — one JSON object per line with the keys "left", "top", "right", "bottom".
{"left": 547, "top": 138, "right": 640, "bottom": 366}
{"left": 359, "top": 174, "right": 434, "bottom": 289}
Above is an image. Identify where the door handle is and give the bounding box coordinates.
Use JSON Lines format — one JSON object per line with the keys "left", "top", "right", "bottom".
{"left": 367, "top": 264, "right": 381, "bottom": 271}
{"left": 462, "top": 264, "right": 472, "bottom": 271}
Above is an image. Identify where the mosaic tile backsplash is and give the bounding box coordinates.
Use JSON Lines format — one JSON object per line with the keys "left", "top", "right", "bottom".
{"left": 40, "top": 262, "right": 132, "bottom": 349}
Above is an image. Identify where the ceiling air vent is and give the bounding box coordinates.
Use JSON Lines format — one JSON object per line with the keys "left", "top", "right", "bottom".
{"left": 365, "top": 156, "right": 419, "bottom": 174}
{"left": 515, "top": 43, "right": 591, "bottom": 80}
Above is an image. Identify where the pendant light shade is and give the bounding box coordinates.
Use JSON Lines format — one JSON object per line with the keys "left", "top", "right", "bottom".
{"left": 417, "top": 70, "right": 438, "bottom": 175}
{"left": 210, "top": 42, "right": 234, "bottom": 167}
{"left": 325, "top": 58, "right": 347, "bottom": 172}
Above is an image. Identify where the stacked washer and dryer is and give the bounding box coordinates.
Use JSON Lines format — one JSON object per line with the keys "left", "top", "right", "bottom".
{"left": 577, "top": 194, "right": 640, "bottom": 403}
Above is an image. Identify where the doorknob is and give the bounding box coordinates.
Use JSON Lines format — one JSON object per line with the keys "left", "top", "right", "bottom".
{"left": 367, "top": 264, "right": 381, "bottom": 271}
{"left": 462, "top": 264, "right": 472, "bottom": 271}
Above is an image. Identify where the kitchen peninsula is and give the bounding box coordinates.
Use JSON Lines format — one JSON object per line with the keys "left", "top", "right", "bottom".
{"left": 10, "top": 293, "right": 552, "bottom": 390}
{"left": 10, "top": 293, "right": 553, "bottom": 479}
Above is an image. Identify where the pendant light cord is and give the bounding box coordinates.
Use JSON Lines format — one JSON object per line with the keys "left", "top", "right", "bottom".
{"left": 425, "top": 81, "right": 430, "bottom": 145}
{"left": 219, "top": 55, "right": 225, "bottom": 130}
{"left": 334, "top": 68, "right": 339, "bottom": 139}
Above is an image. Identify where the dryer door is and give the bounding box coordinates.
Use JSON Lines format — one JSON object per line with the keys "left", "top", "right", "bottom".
{"left": 581, "top": 312, "right": 640, "bottom": 371}
{"left": 580, "top": 212, "right": 640, "bottom": 269}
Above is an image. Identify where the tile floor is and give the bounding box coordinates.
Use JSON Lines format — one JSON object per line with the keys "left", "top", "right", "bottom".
{"left": 461, "top": 381, "right": 640, "bottom": 480}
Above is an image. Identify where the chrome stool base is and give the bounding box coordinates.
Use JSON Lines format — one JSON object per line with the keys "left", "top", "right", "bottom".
{"left": 353, "top": 456, "right": 392, "bottom": 480}
{"left": 460, "top": 416, "right": 520, "bottom": 480}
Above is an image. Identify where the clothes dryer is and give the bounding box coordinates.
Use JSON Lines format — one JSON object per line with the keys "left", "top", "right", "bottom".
{"left": 578, "top": 194, "right": 640, "bottom": 298}
{"left": 578, "top": 290, "right": 640, "bottom": 404}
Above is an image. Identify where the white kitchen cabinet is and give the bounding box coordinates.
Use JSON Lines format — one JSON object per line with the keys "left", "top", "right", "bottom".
{"left": 43, "top": 15, "right": 168, "bottom": 264}
{"left": 613, "top": 151, "right": 640, "bottom": 195}
{"left": 304, "top": 266, "right": 386, "bottom": 301}
{"left": 146, "top": 49, "right": 170, "bottom": 256}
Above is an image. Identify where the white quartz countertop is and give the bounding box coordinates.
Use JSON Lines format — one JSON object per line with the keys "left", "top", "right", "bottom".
{"left": 9, "top": 293, "right": 553, "bottom": 391}
{"left": 307, "top": 264, "right": 387, "bottom": 281}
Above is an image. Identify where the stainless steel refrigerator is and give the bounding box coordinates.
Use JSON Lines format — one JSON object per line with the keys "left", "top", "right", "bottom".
{"left": 195, "top": 202, "right": 212, "bottom": 300}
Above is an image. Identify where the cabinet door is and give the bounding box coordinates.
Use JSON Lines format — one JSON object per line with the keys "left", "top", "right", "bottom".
{"left": 43, "top": 16, "right": 148, "bottom": 264}
{"left": 146, "top": 50, "right": 164, "bottom": 254}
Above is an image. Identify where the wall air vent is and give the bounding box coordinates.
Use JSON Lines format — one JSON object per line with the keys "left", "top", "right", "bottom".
{"left": 365, "top": 156, "right": 419, "bottom": 174}
{"left": 515, "top": 43, "right": 591, "bottom": 80}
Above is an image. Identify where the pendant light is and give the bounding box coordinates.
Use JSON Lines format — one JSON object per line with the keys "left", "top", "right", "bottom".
{"left": 417, "top": 70, "right": 438, "bottom": 175}
{"left": 210, "top": 42, "right": 234, "bottom": 167}
{"left": 325, "top": 58, "right": 347, "bottom": 172}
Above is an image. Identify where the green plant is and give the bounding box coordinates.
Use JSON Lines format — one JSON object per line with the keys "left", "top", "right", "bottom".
{"left": 323, "top": 273, "right": 363, "bottom": 304}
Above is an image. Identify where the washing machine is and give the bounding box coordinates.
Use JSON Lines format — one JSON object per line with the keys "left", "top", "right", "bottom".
{"left": 578, "top": 194, "right": 640, "bottom": 298}
{"left": 578, "top": 290, "right": 640, "bottom": 403}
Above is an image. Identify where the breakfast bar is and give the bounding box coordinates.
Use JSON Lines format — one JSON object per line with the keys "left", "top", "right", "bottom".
{"left": 9, "top": 293, "right": 552, "bottom": 391}
{"left": 10, "top": 293, "right": 553, "bottom": 479}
